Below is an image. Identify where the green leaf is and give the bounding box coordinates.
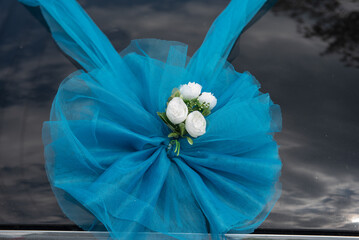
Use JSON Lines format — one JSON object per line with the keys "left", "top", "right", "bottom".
{"left": 167, "top": 96, "right": 173, "bottom": 104}
{"left": 168, "top": 132, "right": 179, "bottom": 138}
{"left": 171, "top": 88, "right": 179, "bottom": 95}
{"left": 186, "top": 137, "right": 193, "bottom": 145}
{"left": 202, "top": 108, "right": 211, "bottom": 117}
{"left": 168, "top": 88, "right": 181, "bottom": 99}
{"left": 157, "top": 112, "right": 168, "bottom": 122}
{"left": 157, "top": 112, "right": 169, "bottom": 125}
{"left": 157, "top": 111, "right": 164, "bottom": 118}
{"left": 179, "top": 123, "right": 185, "bottom": 136}
{"left": 157, "top": 112, "right": 178, "bottom": 132}
{"left": 174, "top": 140, "right": 178, "bottom": 153}
{"left": 176, "top": 140, "right": 180, "bottom": 156}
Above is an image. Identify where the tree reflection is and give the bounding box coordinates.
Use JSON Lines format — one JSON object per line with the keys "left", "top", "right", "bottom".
{"left": 273, "top": 0, "right": 359, "bottom": 68}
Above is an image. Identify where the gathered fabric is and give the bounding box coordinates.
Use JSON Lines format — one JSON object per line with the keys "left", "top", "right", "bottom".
{"left": 19, "top": 0, "right": 282, "bottom": 239}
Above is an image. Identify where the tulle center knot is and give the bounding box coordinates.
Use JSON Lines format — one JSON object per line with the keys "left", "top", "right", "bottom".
{"left": 166, "top": 141, "right": 177, "bottom": 159}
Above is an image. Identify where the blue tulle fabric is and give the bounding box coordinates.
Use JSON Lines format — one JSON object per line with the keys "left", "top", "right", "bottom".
{"left": 19, "top": 0, "right": 282, "bottom": 239}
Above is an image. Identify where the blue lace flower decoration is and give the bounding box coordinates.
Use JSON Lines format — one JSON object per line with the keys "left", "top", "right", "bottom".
{"left": 19, "top": 0, "right": 282, "bottom": 239}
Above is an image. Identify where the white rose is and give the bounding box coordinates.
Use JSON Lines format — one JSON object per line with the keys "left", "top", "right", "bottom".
{"left": 185, "top": 111, "right": 206, "bottom": 138}
{"left": 179, "top": 82, "right": 202, "bottom": 100}
{"left": 198, "top": 92, "right": 217, "bottom": 110}
{"left": 166, "top": 97, "right": 188, "bottom": 124}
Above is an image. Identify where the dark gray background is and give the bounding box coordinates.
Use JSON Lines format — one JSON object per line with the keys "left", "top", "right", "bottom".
{"left": 0, "top": 0, "right": 358, "bottom": 231}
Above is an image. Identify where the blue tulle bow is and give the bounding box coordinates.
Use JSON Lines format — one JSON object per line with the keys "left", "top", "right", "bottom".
{"left": 19, "top": 0, "right": 282, "bottom": 239}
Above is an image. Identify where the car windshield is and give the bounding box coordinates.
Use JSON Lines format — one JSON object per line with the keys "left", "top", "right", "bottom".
{"left": 0, "top": 0, "right": 358, "bottom": 234}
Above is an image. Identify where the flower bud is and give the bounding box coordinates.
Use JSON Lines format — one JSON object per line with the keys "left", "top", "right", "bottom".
{"left": 179, "top": 82, "right": 202, "bottom": 100}
{"left": 185, "top": 111, "right": 206, "bottom": 138}
{"left": 198, "top": 92, "right": 217, "bottom": 110}
{"left": 166, "top": 97, "right": 188, "bottom": 124}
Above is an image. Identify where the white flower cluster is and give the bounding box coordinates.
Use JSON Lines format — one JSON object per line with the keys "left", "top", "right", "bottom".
{"left": 165, "top": 82, "right": 217, "bottom": 138}
{"left": 157, "top": 82, "right": 217, "bottom": 155}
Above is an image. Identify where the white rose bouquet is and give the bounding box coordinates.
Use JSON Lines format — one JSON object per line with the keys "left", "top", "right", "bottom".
{"left": 157, "top": 82, "right": 217, "bottom": 156}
